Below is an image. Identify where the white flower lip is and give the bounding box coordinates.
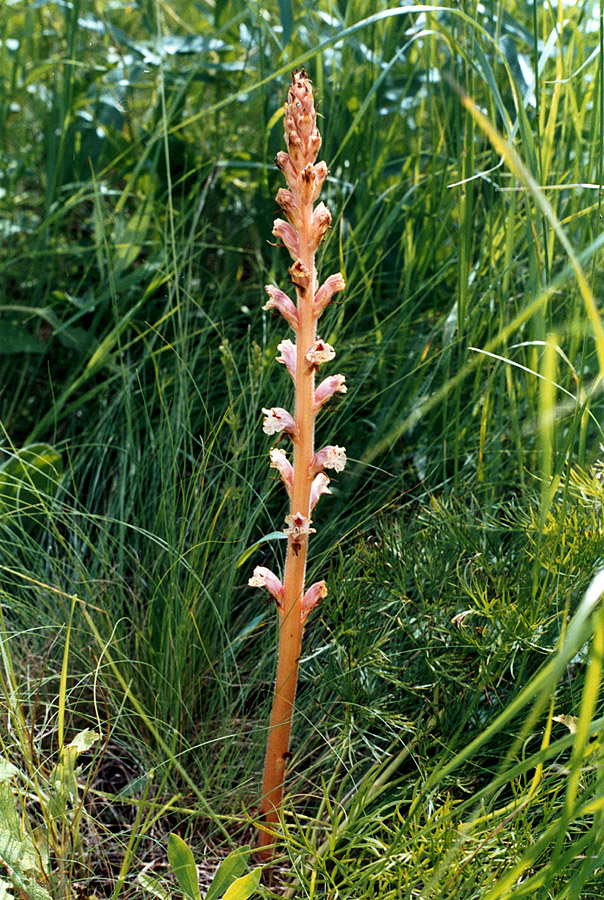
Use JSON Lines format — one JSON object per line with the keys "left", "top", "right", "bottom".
{"left": 311, "top": 445, "right": 347, "bottom": 474}
{"left": 305, "top": 339, "right": 335, "bottom": 369}
{"left": 262, "top": 407, "right": 296, "bottom": 436}
{"left": 248, "top": 566, "right": 284, "bottom": 603}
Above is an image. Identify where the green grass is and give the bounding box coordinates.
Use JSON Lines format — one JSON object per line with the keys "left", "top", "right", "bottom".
{"left": 2, "top": 0, "right": 604, "bottom": 897}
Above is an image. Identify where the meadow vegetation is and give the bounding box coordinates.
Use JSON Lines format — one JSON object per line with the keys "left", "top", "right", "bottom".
{"left": 1, "top": 1, "right": 604, "bottom": 897}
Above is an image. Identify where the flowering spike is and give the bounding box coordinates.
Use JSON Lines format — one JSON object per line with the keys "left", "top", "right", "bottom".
{"left": 269, "top": 447, "right": 294, "bottom": 495}
{"left": 262, "top": 407, "right": 296, "bottom": 436}
{"left": 310, "top": 445, "right": 347, "bottom": 475}
{"left": 263, "top": 285, "right": 299, "bottom": 331}
{"left": 314, "top": 374, "right": 347, "bottom": 410}
{"left": 310, "top": 472, "right": 331, "bottom": 510}
{"left": 248, "top": 567, "right": 284, "bottom": 605}
{"left": 301, "top": 580, "right": 328, "bottom": 624}
{"left": 314, "top": 272, "right": 346, "bottom": 317}
{"left": 276, "top": 339, "right": 297, "bottom": 381}
{"left": 255, "top": 69, "right": 347, "bottom": 860}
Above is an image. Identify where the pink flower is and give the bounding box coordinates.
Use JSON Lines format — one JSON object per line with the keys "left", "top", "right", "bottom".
{"left": 269, "top": 447, "right": 293, "bottom": 495}
{"left": 276, "top": 188, "right": 301, "bottom": 231}
{"left": 305, "top": 339, "right": 335, "bottom": 369}
{"left": 301, "top": 580, "right": 328, "bottom": 624}
{"left": 274, "top": 150, "right": 297, "bottom": 187}
{"left": 311, "top": 161, "right": 328, "bottom": 202}
{"left": 298, "top": 160, "right": 329, "bottom": 205}
{"left": 263, "top": 285, "right": 299, "bottom": 331}
{"left": 273, "top": 218, "right": 299, "bottom": 259}
{"left": 310, "top": 472, "right": 331, "bottom": 510}
{"left": 262, "top": 407, "right": 296, "bottom": 436}
{"left": 284, "top": 512, "right": 315, "bottom": 555}
{"left": 248, "top": 566, "right": 284, "bottom": 604}
{"left": 314, "top": 374, "right": 347, "bottom": 410}
{"left": 310, "top": 445, "right": 347, "bottom": 474}
{"left": 284, "top": 129, "right": 306, "bottom": 170}
{"left": 289, "top": 259, "right": 311, "bottom": 290}
{"left": 309, "top": 202, "right": 332, "bottom": 251}
{"left": 276, "top": 339, "right": 296, "bottom": 381}
{"left": 313, "top": 273, "right": 346, "bottom": 317}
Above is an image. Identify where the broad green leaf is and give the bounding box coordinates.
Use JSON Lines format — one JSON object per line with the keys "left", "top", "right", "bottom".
{"left": 0, "top": 321, "right": 46, "bottom": 355}
{"left": 167, "top": 834, "right": 201, "bottom": 900}
{"left": 111, "top": 198, "right": 152, "bottom": 271}
{"left": 0, "top": 781, "right": 21, "bottom": 839}
{"left": 235, "top": 532, "right": 287, "bottom": 569}
{"left": 220, "top": 868, "right": 262, "bottom": 900}
{"left": 0, "top": 877, "right": 14, "bottom": 900}
{"left": 0, "top": 761, "right": 19, "bottom": 782}
{"left": 0, "top": 443, "right": 62, "bottom": 519}
{"left": 31, "top": 827, "right": 49, "bottom": 875}
{"left": 0, "top": 831, "right": 24, "bottom": 867}
{"left": 137, "top": 872, "right": 172, "bottom": 900}
{"left": 47, "top": 730, "right": 100, "bottom": 818}
{"left": 205, "top": 846, "right": 249, "bottom": 900}
{"left": 67, "top": 730, "right": 100, "bottom": 754}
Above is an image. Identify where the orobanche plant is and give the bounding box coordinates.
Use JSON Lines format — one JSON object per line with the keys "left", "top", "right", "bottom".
{"left": 248, "top": 69, "right": 346, "bottom": 858}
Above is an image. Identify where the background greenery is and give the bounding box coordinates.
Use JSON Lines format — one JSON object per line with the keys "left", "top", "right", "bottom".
{"left": 2, "top": 0, "right": 604, "bottom": 897}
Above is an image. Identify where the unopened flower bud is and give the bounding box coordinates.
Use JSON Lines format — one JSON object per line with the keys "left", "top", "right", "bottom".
{"left": 301, "top": 580, "right": 328, "bottom": 624}
{"left": 264, "top": 285, "right": 299, "bottom": 331}
{"left": 276, "top": 339, "right": 297, "bottom": 380}
{"left": 273, "top": 218, "right": 299, "bottom": 260}
{"left": 314, "top": 272, "right": 346, "bottom": 317}
{"left": 299, "top": 162, "right": 326, "bottom": 205}
{"left": 311, "top": 161, "right": 328, "bottom": 202}
{"left": 314, "top": 374, "right": 347, "bottom": 410}
{"left": 269, "top": 447, "right": 294, "bottom": 495}
{"left": 274, "top": 150, "right": 297, "bottom": 187}
{"left": 310, "top": 203, "right": 332, "bottom": 251}
{"left": 310, "top": 472, "right": 331, "bottom": 510}
{"left": 276, "top": 188, "right": 302, "bottom": 231}
{"left": 286, "top": 130, "right": 306, "bottom": 170}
